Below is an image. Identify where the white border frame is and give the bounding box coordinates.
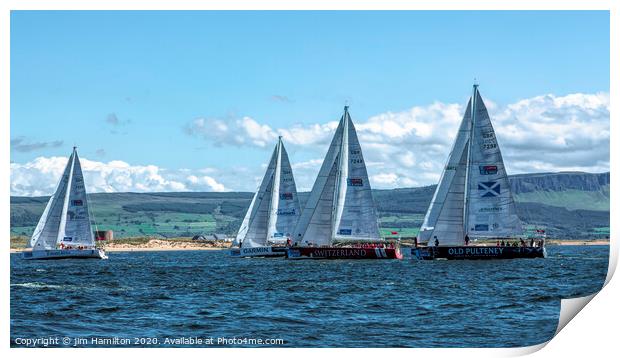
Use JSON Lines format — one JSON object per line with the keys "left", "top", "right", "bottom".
{"left": 2, "top": 1, "right": 616, "bottom": 357}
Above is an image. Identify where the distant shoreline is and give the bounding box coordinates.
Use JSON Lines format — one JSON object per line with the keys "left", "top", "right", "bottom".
{"left": 10, "top": 246, "right": 228, "bottom": 253}
{"left": 9, "top": 238, "right": 609, "bottom": 253}
{"left": 10, "top": 238, "right": 232, "bottom": 253}
{"left": 546, "top": 239, "right": 610, "bottom": 246}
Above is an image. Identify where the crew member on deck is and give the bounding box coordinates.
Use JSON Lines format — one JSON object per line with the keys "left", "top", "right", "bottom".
{"left": 434, "top": 236, "right": 439, "bottom": 247}
{"left": 464, "top": 235, "right": 470, "bottom": 246}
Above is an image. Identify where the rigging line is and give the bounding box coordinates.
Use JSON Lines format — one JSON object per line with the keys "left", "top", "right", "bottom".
{"left": 331, "top": 110, "right": 348, "bottom": 240}
{"left": 86, "top": 191, "right": 99, "bottom": 244}
{"left": 57, "top": 152, "right": 76, "bottom": 248}
{"left": 463, "top": 86, "right": 477, "bottom": 238}
{"left": 266, "top": 139, "right": 282, "bottom": 242}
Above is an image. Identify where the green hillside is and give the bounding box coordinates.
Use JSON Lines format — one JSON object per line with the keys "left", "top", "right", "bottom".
{"left": 514, "top": 185, "right": 610, "bottom": 211}
{"left": 10, "top": 192, "right": 252, "bottom": 239}
{"left": 10, "top": 172, "right": 610, "bottom": 241}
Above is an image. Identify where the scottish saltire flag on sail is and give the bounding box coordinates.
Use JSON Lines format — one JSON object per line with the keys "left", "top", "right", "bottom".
{"left": 419, "top": 85, "right": 522, "bottom": 246}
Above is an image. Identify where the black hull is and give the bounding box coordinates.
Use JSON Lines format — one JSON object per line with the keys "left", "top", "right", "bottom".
{"left": 412, "top": 246, "right": 546, "bottom": 260}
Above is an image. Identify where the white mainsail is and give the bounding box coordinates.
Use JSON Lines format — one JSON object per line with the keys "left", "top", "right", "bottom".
{"left": 29, "top": 147, "right": 95, "bottom": 250}
{"left": 420, "top": 85, "right": 522, "bottom": 246}
{"left": 238, "top": 137, "right": 301, "bottom": 248}
{"left": 464, "top": 87, "right": 522, "bottom": 238}
{"left": 293, "top": 106, "right": 381, "bottom": 246}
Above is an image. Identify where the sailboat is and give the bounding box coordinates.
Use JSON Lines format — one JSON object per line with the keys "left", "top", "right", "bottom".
{"left": 22, "top": 147, "right": 108, "bottom": 260}
{"left": 413, "top": 85, "right": 546, "bottom": 260}
{"left": 286, "top": 106, "right": 402, "bottom": 260}
{"left": 230, "top": 137, "right": 302, "bottom": 257}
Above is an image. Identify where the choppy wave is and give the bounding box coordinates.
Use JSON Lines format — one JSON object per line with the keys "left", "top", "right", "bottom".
{"left": 10, "top": 246, "right": 608, "bottom": 347}
{"left": 11, "top": 282, "right": 66, "bottom": 290}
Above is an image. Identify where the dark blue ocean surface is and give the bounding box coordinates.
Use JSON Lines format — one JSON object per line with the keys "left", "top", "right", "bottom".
{"left": 10, "top": 246, "right": 608, "bottom": 348}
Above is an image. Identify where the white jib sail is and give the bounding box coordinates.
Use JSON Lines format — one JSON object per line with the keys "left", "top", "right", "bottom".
{"left": 292, "top": 116, "right": 344, "bottom": 246}
{"left": 240, "top": 137, "right": 301, "bottom": 248}
{"left": 464, "top": 86, "right": 523, "bottom": 238}
{"left": 30, "top": 148, "right": 95, "bottom": 250}
{"left": 293, "top": 107, "right": 380, "bottom": 246}
{"left": 418, "top": 99, "right": 472, "bottom": 245}
{"left": 233, "top": 191, "right": 257, "bottom": 247}
{"left": 30, "top": 151, "right": 74, "bottom": 250}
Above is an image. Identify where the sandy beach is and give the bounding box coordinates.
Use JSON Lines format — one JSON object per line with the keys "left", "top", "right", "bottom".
{"left": 101, "top": 239, "right": 230, "bottom": 252}
{"left": 10, "top": 238, "right": 609, "bottom": 253}
{"left": 10, "top": 238, "right": 231, "bottom": 253}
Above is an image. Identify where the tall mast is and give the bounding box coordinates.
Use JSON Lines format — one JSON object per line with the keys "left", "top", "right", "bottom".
{"left": 56, "top": 147, "right": 77, "bottom": 246}
{"left": 266, "top": 137, "right": 282, "bottom": 241}
{"left": 331, "top": 106, "right": 349, "bottom": 241}
{"left": 463, "top": 85, "right": 478, "bottom": 238}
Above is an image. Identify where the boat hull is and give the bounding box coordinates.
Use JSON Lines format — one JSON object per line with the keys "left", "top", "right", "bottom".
{"left": 21, "top": 249, "right": 108, "bottom": 260}
{"left": 230, "top": 246, "right": 287, "bottom": 258}
{"left": 286, "top": 246, "right": 403, "bottom": 260}
{"left": 411, "top": 246, "right": 546, "bottom": 260}
{"left": 242, "top": 246, "right": 286, "bottom": 257}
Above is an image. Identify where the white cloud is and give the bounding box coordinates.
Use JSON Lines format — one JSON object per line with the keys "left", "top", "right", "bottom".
{"left": 183, "top": 91, "right": 609, "bottom": 190}
{"left": 290, "top": 159, "right": 325, "bottom": 191}
{"left": 371, "top": 173, "right": 399, "bottom": 186}
{"left": 185, "top": 116, "right": 279, "bottom": 148}
{"left": 492, "top": 92, "right": 609, "bottom": 173}
{"left": 10, "top": 157, "right": 228, "bottom": 196}
{"left": 185, "top": 116, "right": 338, "bottom": 148}
{"left": 278, "top": 122, "right": 339, "bottom": 146}
{"left": 12, "top": 92, "right": 609, "bottom": 195}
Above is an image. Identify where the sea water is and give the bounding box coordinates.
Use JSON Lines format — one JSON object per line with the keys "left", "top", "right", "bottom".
{"left": 10, "top": 245, "right": 608, "bottom": 347}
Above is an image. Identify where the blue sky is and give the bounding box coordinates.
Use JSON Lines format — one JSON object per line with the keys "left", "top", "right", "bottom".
{"left": 10, "top": 11, "right": 610, "bottom": 194}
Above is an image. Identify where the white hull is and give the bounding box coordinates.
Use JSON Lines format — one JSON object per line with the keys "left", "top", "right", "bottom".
{"left": 232, "top": 246, "right": 286, "bottom": 258}
{"left": 22, "top": 249, "right": 108, "bottom": 260}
